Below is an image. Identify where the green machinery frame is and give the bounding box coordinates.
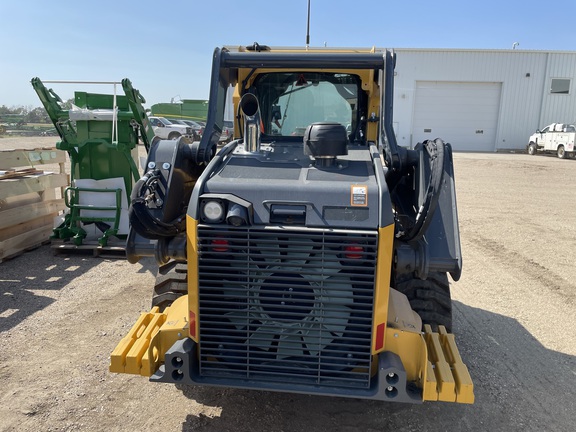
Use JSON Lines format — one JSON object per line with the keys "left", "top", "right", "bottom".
{"left": 31, "top": 78, "right": 156, "bottom": 246}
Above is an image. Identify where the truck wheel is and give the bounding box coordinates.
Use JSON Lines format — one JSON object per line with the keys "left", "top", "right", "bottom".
{"left": 394, "top": 272, "right": 452, "bottom": 332}
{"left": 557, "top": 145, "right": 567, "bottom": 159}
{"left": 152, "top": 260, "right": 188, "bottom": 311}
{"left": 528, "top": 143, "right": 537, "bottom": 155}
{"left": 168, "top": 132, "right": 181, "bottom": 140}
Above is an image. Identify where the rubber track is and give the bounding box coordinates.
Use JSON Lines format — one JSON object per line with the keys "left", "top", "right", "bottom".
{"left": 152, "top": 261, "right": 188, "bottom": 311}
{"left": 394, "top": 272, "right": 453, "bottom": 332}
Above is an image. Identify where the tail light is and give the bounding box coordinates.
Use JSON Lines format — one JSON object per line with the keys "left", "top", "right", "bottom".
{"left": 211, "top": 239, "right": 229, "bottom": 252}
{"left": 344, "top": 245, "right": 364, "bottom": 259}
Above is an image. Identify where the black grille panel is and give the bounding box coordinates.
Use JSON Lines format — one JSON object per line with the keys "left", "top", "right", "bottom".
{"left": 197, "top": 226, "right": 378, "bottom": 390}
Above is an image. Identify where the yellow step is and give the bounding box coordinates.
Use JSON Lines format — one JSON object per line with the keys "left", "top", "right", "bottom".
{"left": 109, "top": 307, "right": 166, "bottom": 376}
{"left": 423, "top": 324, "right": 474, "bottom": 404}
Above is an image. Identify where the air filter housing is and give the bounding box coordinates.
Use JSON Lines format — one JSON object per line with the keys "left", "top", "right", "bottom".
{"left": 304, "top": 122, "right": 348, "bottom": 167}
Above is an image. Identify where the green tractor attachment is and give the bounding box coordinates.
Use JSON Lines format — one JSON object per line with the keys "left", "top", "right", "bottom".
{"left": 31, "top": 78, "right": 154, "bottom": 246}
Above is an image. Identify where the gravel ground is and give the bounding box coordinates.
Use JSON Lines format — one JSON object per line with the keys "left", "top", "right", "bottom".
{"left": 1, "top": 137, "right": 575, "bottom": 431}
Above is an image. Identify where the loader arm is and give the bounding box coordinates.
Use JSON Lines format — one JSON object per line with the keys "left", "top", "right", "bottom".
{"left": 30, "top": 77, "right": 79, "bottom": 152}
{"left": 122, "top": 78, "right": 155, "bottom": 152}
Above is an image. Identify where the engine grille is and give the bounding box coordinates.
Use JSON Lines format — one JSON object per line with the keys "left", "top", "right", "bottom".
{"left": 197, "top": 225, "right": 378, "bottom": 390}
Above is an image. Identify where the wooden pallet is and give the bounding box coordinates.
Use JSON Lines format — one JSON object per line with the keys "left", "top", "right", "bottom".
{"left": 0, "top": 148, "right": 68, "bottom": 262}
{"left": 0, "top": 240, "right": 51, "bottom": 263}
{"left": 0, "top": 167, "right": 45, "bottom": 179}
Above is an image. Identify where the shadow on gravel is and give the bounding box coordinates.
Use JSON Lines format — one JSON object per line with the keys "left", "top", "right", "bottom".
{"left": 0, "top": 241, "right": 159, "bottom": 334}
{"left": 132, "top": 255, "right": 159, "bottom": 276}
{"left": 1, "top": 245, "right": 103, "bottom": 332}
{"left": 174, "top": 301, "right": 575, "bottom": 432}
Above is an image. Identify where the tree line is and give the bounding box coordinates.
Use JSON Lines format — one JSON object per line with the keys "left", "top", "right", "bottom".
{"left": 0, "top": 99, "right": 74, "bottom": 124}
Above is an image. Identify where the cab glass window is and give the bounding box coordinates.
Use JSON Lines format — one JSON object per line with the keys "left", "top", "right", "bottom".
{"left": 253, "top": 72, "right": 360, "bottom": 139}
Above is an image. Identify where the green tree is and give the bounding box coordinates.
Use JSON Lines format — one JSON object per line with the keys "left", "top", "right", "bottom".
{"left": 0, "top": 105, "right": 26, "bottom": 116}
{"left": 25, "top": 107, "right": 50, "bottom": 123}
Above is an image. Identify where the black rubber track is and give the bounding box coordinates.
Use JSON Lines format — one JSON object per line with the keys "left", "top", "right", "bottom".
{"left": 394, "top": 272, "right": 453, "bottom": 332}
{"left": 152, "top": 261, "right": 188, "bottom": 311}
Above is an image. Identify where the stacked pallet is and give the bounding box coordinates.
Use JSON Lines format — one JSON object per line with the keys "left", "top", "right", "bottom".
{"left": 0, "top": 148, "right": 68, "bottom": 261}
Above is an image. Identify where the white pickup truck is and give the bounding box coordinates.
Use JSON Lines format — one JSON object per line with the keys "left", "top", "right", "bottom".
{"left": 527, "top": 123, "right": 576, "bottom": 159}
{"left": 149, "top": 116, "right": 195, "bottom": 141}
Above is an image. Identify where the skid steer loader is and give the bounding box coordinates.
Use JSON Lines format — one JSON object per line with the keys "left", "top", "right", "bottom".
{"left": 110, "top": 43, "right": 473, "bottom": 404}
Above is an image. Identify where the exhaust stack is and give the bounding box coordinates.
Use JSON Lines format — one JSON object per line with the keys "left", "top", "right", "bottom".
{"left": 240, "top": 93, "right": 261, "bottom": 153}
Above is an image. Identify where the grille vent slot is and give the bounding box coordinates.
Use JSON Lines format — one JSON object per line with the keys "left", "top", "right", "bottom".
{"left": 196, "top": 226, "right": 378, "bottom": 390}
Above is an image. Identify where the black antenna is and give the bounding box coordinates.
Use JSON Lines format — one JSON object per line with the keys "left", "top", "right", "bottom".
{"left": 306, "top": 0, "right": 310, "bottom": 47}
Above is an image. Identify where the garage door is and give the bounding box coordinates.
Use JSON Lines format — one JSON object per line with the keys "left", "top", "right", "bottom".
{"left": 412, "top": 81, "right": 502, "bottom": 151}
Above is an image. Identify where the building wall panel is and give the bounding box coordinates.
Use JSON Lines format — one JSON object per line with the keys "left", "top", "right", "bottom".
{"left": 392, "top": 49, "right": 576, "bottom": 151}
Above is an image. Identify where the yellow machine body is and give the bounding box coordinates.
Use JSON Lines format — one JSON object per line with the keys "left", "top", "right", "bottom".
{"left": 113, "top": 45, "right": 472, "bottom": 404}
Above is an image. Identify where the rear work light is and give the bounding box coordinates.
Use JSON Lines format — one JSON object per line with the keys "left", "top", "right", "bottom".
{"left": 202, "top": 200, "right": 225, "bottom": 223}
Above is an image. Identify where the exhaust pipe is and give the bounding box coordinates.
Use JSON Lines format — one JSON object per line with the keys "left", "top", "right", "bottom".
{"left": 239, "top": 93, "right": 261, "bottom": 153}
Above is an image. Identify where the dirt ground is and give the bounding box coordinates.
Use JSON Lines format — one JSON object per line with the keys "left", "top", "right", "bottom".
{"left": 1, "top": 137, "right": 575, "bottom": 432}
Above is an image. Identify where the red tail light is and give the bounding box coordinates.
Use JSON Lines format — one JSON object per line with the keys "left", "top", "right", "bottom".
{"left": 212, "top": 239, "right": 229, "bottom": 252}
{"left": 344, "top": 245, "right": 364, "bottom": 259}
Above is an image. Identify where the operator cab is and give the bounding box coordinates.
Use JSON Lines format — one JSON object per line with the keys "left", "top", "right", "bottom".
{"left": 248, "top": 72, "right": 367, "bottom": 145}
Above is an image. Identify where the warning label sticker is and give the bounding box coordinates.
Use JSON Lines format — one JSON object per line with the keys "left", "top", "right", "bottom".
{"left": 351, "top": 185, "right": 368, "bottom": 207}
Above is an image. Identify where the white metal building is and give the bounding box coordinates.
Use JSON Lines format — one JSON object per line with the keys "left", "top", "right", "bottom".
{"left": 392, "top": 49, "right": 576, "bottom": 151}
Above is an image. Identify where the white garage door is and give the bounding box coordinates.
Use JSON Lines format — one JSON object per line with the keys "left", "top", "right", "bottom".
{"left": 412, "top": 81, "right": 502, "bottom": 151}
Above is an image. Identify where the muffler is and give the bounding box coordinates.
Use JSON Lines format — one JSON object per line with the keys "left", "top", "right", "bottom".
{"left": 239, "top": 93, "right": 261, "bottom": 152}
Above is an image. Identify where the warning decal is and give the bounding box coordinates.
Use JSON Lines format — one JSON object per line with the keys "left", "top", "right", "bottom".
{"left": 351, "top": 185, "right": 368, "bottom": 207}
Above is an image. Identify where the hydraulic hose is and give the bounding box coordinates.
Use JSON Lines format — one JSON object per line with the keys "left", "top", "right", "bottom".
{"left": 128, "top": 170, "right": 184, "bottom": 239}
{"left": 398, "top": 138, "right": 446, "bottom": 242}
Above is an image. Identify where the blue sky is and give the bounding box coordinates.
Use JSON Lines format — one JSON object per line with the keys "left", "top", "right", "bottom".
{"left": 2, "top": 0, "right": 576, "bottom": 109}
